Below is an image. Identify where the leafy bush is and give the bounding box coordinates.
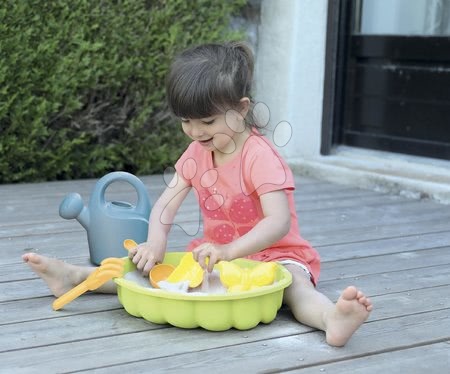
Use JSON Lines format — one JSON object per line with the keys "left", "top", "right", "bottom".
{"left": 0, "top": 0, "right": 246, "bottom": 182}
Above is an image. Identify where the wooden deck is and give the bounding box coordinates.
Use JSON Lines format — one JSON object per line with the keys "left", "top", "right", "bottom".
{"left": 1, "top": 174, "right": 449, "bottom": 373}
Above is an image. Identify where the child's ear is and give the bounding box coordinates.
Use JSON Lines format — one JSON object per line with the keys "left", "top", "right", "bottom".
{"left": 238, "top": 97, "right": 251, "bottom": 118}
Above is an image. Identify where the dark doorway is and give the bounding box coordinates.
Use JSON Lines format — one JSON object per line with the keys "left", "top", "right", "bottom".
{"left": 322, "top": 0, "right": 450, "bottom": 160}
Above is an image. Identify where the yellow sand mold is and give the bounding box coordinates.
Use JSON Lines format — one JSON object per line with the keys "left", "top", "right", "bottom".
{"left": 165, "top": 252, "right": 204, "bottom": 288}
{"left": 216, "top": 261, "right": 277, "bottom": 292}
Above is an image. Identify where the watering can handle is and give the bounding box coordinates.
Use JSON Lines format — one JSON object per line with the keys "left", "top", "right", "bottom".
{"left": 93, "top": 171, "right": 151, "bottom": 215}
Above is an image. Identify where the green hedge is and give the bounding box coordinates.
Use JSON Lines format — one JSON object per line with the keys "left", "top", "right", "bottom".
{"left": 0, "top": 0, "right": 246, "bottom": 183}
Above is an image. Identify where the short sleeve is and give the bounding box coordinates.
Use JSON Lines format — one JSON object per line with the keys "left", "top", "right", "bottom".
{"left": 242, "top": 136, "right": 295, "bottom": 196}
{"left": 174, "top": 143, "right": 198, "bottom": 186}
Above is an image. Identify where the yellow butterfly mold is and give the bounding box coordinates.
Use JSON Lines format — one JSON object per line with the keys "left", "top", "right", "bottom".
{"left": 216, "top": 261, "right": 277, "bottom": 292}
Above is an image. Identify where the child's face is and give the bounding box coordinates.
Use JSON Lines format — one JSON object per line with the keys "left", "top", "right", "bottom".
{"left": 181, "top": 109, "right": 248, "bottom": 155}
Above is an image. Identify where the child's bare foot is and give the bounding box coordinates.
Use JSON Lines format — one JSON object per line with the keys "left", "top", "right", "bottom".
{"left": 22, "top": 253, "right": 89, "bottom": 297}
{"left": 325, "top": 286, "right": 373, "bottom": 346}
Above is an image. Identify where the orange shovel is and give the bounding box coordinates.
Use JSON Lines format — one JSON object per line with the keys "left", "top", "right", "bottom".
{"left": 52, "top": 257, "right": 125, "bottom": 311}
{"left": 123, "top": 238, "right": 138, "bottom": 251}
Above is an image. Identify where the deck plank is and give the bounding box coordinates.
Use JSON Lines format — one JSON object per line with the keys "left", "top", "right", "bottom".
{"left": 1, "top": 310, "right": 447, "bottom": 373}
{"left": 292, "top": 342, "right": 450, "bottom": 374}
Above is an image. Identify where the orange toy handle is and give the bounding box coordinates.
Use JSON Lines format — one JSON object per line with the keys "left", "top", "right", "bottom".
{"left": 52, "top": 282, "right": 89, "bottom": 311}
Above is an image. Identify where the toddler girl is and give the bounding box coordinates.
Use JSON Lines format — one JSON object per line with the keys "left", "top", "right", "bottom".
{"left": 23, "top": 41, "right": 372, "bottom": 346}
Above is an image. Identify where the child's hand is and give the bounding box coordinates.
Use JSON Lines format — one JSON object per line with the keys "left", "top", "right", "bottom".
{"left": 128, "top": 242, "right": 165, "bottom": 275}
{"left": 192, "top": 242, "right": 230, "bottom": 273}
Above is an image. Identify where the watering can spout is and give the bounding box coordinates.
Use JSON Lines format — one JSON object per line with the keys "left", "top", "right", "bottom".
{"left": 76, "top": 207, "right": 90, "bottom": 230}
{"left": 59, "top": 192, "right": 90, "bottom": 230}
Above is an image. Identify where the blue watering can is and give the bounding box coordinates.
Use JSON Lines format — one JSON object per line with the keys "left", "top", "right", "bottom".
{"left": 59, "top": 172, "right": 151, "bottom": 265}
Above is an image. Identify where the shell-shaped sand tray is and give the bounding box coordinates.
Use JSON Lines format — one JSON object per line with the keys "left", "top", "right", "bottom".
{"left": 114, "top": 252, "right": 293, "bottom": 331}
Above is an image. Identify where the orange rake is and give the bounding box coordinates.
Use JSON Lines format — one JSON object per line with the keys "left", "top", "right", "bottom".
{"left": 52, "top": 257, "right": 125, "bottom": 311}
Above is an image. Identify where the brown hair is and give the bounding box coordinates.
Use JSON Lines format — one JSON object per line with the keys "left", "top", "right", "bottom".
{"left": 166, "top": 41, "right": 258, "bottom": 128}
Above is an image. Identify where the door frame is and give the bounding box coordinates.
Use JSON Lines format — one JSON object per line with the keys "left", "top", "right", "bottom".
{"left": 321, "top": 0, "right": 356, "bottom": 155}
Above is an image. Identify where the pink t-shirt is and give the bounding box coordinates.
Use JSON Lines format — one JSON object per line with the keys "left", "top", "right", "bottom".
{"left": 175, "top": 132, "right": 320, "bottom": 284}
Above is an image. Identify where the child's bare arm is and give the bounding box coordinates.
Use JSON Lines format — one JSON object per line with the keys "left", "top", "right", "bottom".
{"left": 129, "top": 173, "right": 191, "bottom": 273}
{"left": 233, "top": 189, "right": 291, "bottom": 255}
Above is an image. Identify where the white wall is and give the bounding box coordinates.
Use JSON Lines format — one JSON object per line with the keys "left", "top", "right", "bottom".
{"left": 254, "top": 0, "right": 328, "bottom": 160}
